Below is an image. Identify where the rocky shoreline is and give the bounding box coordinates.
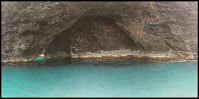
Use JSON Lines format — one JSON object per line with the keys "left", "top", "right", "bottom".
{"left": 2, "top": 50, "right": 197, "bottom": 64}
{"left": 71, "top": 50, "right": 198, "bottom": 60}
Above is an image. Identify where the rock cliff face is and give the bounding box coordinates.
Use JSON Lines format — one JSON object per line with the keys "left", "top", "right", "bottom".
{"left": 1, "top": 1, "right": 198, "bottom": 63}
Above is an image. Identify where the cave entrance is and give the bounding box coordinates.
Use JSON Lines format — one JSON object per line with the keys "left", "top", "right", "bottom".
{"left": 45, "top": 15, "right": 138, "bottom": 58}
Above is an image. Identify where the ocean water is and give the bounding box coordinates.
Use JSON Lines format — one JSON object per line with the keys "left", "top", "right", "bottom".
{"left": 1, "top": 59, "right": 198, "bottom": 97}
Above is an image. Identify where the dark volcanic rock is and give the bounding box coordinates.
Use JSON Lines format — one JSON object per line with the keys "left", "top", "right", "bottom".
{"left": 1, "top": 1, "right": 198, "bottom": 62}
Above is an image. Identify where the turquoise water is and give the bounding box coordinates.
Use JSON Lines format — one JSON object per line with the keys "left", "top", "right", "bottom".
{"left": 1, "top": 59, "right": 198, "bottom": 97}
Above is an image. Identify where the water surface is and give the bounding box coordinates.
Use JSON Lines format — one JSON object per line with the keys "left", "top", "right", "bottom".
{"left": 2, "top": 59, "right": 198, "bottom": 97}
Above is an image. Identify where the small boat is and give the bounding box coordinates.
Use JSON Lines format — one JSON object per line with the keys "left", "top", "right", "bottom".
{"left": 35, "top": 49, "right": 45, "bottom": 61}
{"left": 35, "top": 57, "right": 44, "bottom": 61}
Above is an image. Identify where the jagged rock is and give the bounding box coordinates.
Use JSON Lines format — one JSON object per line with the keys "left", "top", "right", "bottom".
{"left": 1, "top": 1, "right": 198, "bottom": 62}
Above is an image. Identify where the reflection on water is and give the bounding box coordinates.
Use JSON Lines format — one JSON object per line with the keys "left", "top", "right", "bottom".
{"left": 2, "top": 59, "right": 198, "bottom": 97}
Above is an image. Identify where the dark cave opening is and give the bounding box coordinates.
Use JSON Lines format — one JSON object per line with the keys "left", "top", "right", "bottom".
{"left": 45, "top": 15, "right": 138, "bottom": 58}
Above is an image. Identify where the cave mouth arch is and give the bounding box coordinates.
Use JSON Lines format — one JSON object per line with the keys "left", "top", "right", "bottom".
{"left": 45, "top": 15, "right": 138, "bottom": 58}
